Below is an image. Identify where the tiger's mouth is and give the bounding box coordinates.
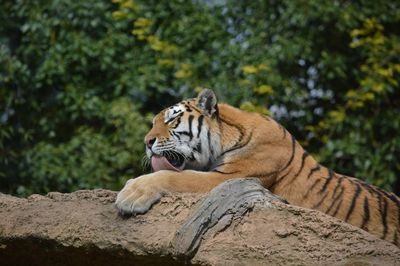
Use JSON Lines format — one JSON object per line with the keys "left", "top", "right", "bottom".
{"left": 151, "top": 152, "right": 185, "bottom": 172}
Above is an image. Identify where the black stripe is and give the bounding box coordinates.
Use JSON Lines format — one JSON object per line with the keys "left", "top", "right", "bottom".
{"left": 221, "top": 117, "right": 244, "bottom": 143}
{"left": 172, "top": 116, "right": 182, "bottom": 128}
{"left": 187, "top": 152, "right": 195, "bottom": 161}
{"left": 168, "top": 112, "right": 184, "bottom": 124}
{"left": 345, "top": 183, "right": 361, "bottom": 222}
{"left": 271, "top": 171, "right": 291, "bottom": 189}
{"left": 326, "top": 187, "right": 345, "bottom": 214}
{"left": 176, "top": 131, "right": 191, "bottom": 136}
{"left": 274, "top": 151, "right": 309, "bottom": 187}
{"left": 172, "top": 131, "right": 181, "bottom": 140}
{"left": 220, "top": 130, "right": 253, "bottom": 156}
{"left": 165, "top": 116, "right": 176, "bottom": 124}
{"left": 207, "top": 130, "right": 213, "bottom": 156}
{"left": 219, "top": 117, "right": 247, "bottom": 156}
{"left": 197, "top": 115, "right": 204, "bottom": 138}
{"left": 272, "top": 120, "right": 286, "bottom": 139}
{"left": 194, "top": 142, "right": 202, "bottom": 153}
{"left": 378, "top": 193, "right": 388, "bottom": 239}
{"left": 280, "top": 135, "right": 296, "bottom": 172}
{"left": 394, "top": 231, "right": 398, "bottom": 246}
{"left": 350, "top": 178, "right": 397, "bottom": 226}
{"left": 280, "top": 125, "right": 287, "bottom": 139}
{"left": 357, "top": 179, "right": 400, "bottom": 228}
{"left": 354, "top": 179, "right": 374, "bottom": 194}
{"left": 184, "top": 104, "right": 192, "bottom": 112}
{"left": 380, "top": 189, "right": 400, "bottom": 206}
{"left": 331, "top": 176, "right": 344, "bottom": 198}
{"left": 313, "top": 192, "right": 329, "bottom": 209}
{"left": 307, "top": 164, "right": 321, "bottom": 179}
{"left": 188, "top": 115, "right": 194, "bottom": 140}
{"left": 277, "top": 123, "right": 284, "bottom": 134}
{"left": 361, "top": 196, "right": 370, "bottom": 230}
{"left": 384, "top": 193, "right": 400, "bottom": 228}
{"left": 309, "top": 178, "right": 321, "bottom": 191}
{"left": 304, "top": 178, "right": 321, "bottom": 199}
{"left": 296, "top": 151, "right": 309, "bottom": 177}
{"left": 332, "top": 197, "right": 344, "bottom": 217}
{"left": 319, "top": 169, "right": 335, "bottom": 194}
{"left": 205, "top": 158, "right": 213, "bottom": 171}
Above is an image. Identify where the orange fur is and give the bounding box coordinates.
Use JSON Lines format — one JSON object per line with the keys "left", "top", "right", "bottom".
{"left": 116, "top": 89, "right": 400, "bottom": 247}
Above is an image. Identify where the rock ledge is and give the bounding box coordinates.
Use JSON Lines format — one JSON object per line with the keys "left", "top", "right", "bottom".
{"left": 1, "top": 178, "right": 399, "bottom": 265}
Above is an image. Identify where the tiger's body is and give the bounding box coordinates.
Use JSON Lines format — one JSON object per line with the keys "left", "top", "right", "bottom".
{"left": 116, "top": 89, "right": 400, "bottom": 247}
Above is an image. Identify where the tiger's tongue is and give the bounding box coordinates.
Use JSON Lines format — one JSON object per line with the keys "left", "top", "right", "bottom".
{"left": 151, "top": 156, "right": 181, "bottom": 172}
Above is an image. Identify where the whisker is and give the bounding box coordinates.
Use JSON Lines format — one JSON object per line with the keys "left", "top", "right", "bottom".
{"left": 158, "top": 144, "right": 175, "bottom": 150}
{"left": 171, "top": 147, "right": 189, "bottom": 160}
{"left": 141, "top": 155, "right": 151, "bottom": 171}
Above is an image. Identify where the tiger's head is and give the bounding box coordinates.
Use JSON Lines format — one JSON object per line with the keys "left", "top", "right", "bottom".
{"left": 144, "top": 89, "right": 222, "bottom": 172}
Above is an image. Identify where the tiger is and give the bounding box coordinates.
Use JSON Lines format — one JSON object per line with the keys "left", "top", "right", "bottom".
{"left": 116, "top": 89, "right": 400, "bottom": 247}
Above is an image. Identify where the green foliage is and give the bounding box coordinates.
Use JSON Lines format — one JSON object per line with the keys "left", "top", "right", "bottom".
{"left": 1, "top": 0, "right": 399, "bottom": 196}
{"left": 21, "top": 98, "right": 150, "bottom": 195}
{"left": 0, "top": 0, "right": 152, "bottom": 195}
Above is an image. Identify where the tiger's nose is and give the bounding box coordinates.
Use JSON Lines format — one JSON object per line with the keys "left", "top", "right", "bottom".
{"left": 145, "top": 137, "right": 156, "bottom": 149}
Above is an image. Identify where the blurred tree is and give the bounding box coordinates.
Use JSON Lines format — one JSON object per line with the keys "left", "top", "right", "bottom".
{"left": 0, "top": 0, "right": 152, "bottom": 195}
{"left": 1, "top": 0, "right": 399, "bottom": 196}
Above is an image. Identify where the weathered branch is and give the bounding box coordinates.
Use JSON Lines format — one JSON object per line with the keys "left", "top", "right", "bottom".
{"left": 1, "top": 178, "right": 399, "bottom": 266}
{"left": 172, "top": 178, "right": 286, "bottom": 260}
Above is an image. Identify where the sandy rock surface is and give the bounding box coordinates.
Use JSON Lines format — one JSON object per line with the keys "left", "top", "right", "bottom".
{"left": 0, "top": 179, "right": 399, "bottom": 266}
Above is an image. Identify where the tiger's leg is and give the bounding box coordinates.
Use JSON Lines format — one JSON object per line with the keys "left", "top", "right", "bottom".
{"left": 115, "top": 170, "right": 241, "bottom": 215}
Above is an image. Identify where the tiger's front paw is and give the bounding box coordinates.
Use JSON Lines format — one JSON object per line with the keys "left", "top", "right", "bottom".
{"left": 115, "top": 174, "right": 164, "bottom": 215}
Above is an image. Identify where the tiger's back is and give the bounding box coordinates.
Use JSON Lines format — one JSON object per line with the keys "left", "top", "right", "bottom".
{"left": 216, "top": 100, "right": 400, "bottom": 245}
{"left": 269, "top": 143, "right": 400, "bottom": 245}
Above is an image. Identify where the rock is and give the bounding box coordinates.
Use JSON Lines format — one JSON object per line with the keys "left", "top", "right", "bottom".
{"left": 0, "top": 179, "right": 399, "bottom": 266}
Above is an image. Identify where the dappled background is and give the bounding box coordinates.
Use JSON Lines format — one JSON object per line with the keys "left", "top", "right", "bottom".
{"left": 1, "top": 0, "right": 399, "bottom": 196}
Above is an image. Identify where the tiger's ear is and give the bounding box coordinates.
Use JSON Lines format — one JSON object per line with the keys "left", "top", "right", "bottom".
{"left": 197, "top": 89, "right": 219, "bottom": 118}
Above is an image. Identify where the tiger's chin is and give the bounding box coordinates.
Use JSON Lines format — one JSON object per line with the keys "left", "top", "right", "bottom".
{"left": 151, "top": 154, "right": 185, "bottom": 172}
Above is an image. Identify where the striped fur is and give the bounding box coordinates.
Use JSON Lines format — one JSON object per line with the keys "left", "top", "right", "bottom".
{"left": 116, "top": 89, "right": 400, "bottom": 247}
